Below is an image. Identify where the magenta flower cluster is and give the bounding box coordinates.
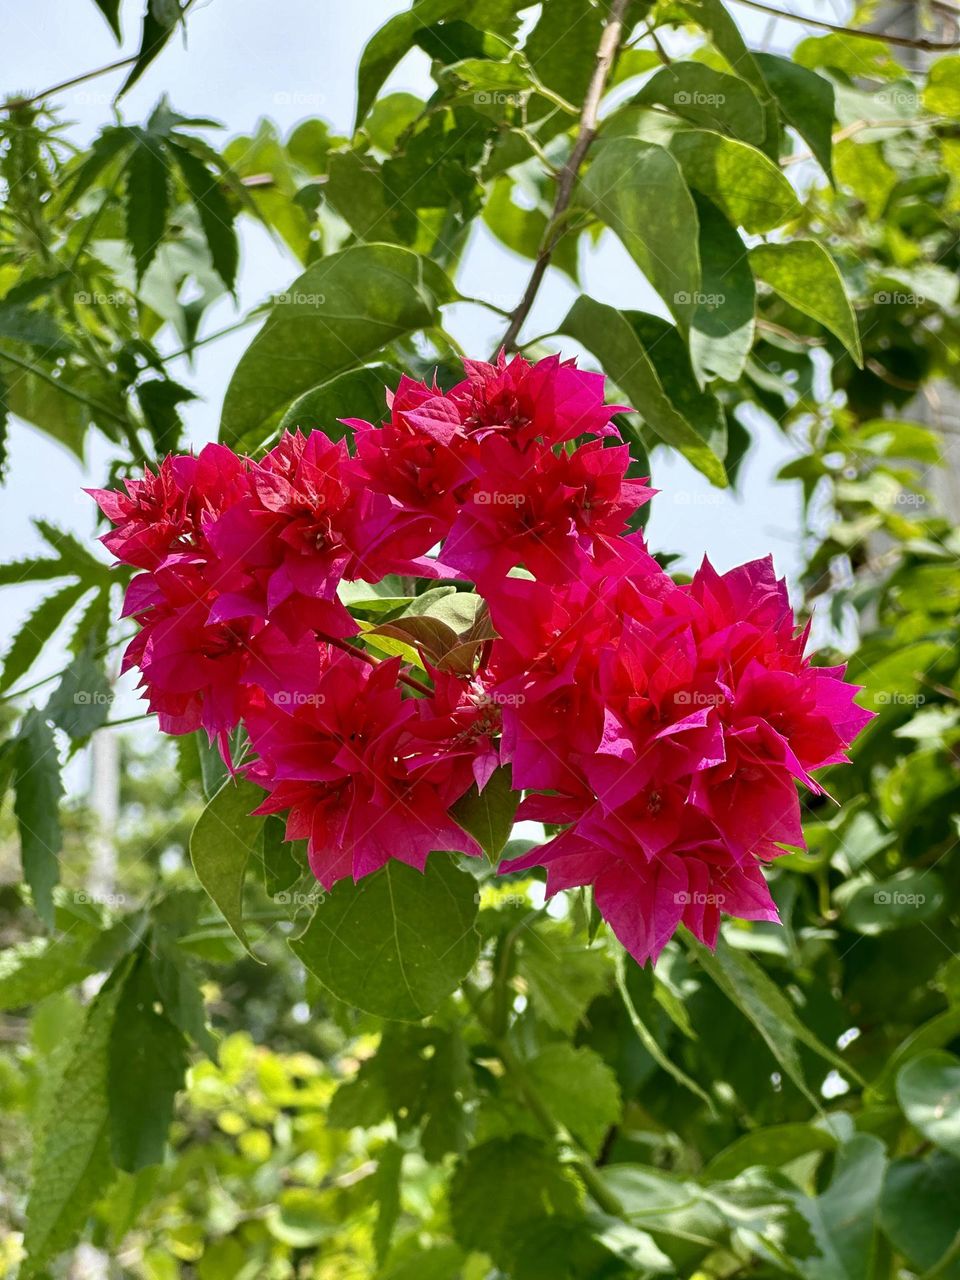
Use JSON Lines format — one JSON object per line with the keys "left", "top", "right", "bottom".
{"left": 90, "top": 354, "right": 870, "bottom": 964}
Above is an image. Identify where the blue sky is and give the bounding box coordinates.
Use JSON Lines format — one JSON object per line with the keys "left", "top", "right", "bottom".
{"left": 1, "top": 0, "right": 843, "bottom": 701}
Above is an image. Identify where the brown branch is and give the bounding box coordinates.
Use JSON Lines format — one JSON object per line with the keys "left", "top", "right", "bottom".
{"left": 498, "top": 0, "right": 631, "bottom": 352}
{"left": 317, "top": 632, "right": 434, "bottom": 697}
{"left": 732, "top": 0, "right": 960, "bottom": 51}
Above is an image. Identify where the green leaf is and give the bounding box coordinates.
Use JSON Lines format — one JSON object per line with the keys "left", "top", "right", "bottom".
{"left": 686, "top": 932, "right": 862, "bottom": 1104}
{"left": 670, "top": 130, "right": 800, "bottom": 233}
{"left": 449, "top": 1136, "right": 582, "bottom": 1267}
{"left": 289, "top": 855, "right": 479, "bottom": 1021}
{"left": 791, "top": 1135, "right": 887, "bottom": 1280}
{"left": 189, "top": 777, "right": 266, "bottom": 956}
{"left": 14, "top": 711, "right": 63, "bottom": 928}
{"left": 879, "top": 1154, "right": 960, "bottom": 1280}
{"left": 23, "top": 968, "right": 126, "bottom": 1275}
{"left": 274, "top": 362, "right": 402, "bottom": 443}
{"left": 835, "top": 869, "right": 946, "bottom": 935}
{"left": 755, "top": 52, "right": 835, "bottom": 179}
{"left": 1, "top": 581, "right": 88, "bottom": 694}
{"left": 897, "top": 1052, "right": 960, "bottom": 1158}
{"left": 526, "top": 1045, "right": 621, "bottom": 1157}
{"left": 517, "top": 926, "right": 610, "bottom": 1034}
{"left": 750, "top": 239, "right": 863, "bottom": 366}
{"left": 925, "top": 57, "right": 960, "bottom": 116}
{"left": 450, "top": 767, "right": 518, "bottom": 862}
{"left": 108, "top": 952, "right": 188, "bottom": 1171}
{"left": 600, "top": 1165, "right": 726, "bottom": 1270}
{"left": 219, "top": 244, "right": 453, "bottom": 446}
{"left": 635, "top": 64, "right": 765, "bottom": 146}
{"left": 168, "top": 141, "right": 239, "bottom": 291}
{"left": 705, "top": 1122, "right": 838, "bottom": 1182}
{"left": 677, "top": 0, "right": 779, "bottom": 154}
{"left": 90, "top": 0, "right": 122, "bottom": 38}
{"left": 117, "top": 0, "right": 183, "bottom": 99}
{"left": 689, "top": 195, "right": 755, "bottom": 384}
{"left": 45, "top": 639, "right": 113, "bottom": 744}
{"left": 561, "top": 296, "right": 728, "bottom": 486}
{"left": 580, "top": 138, "right": 700, "bottom": 329}
{"left": 125, "top": 137, "right": 170, "bottom": 283}
{"left": 373, "top": 1140, "right": 404, "bottom": 1265}
{"left": 0, "top": 935, "right": 95, "bottom": 1011}
{"left": 136, "top": 377, "right": 195, "bottom": 455}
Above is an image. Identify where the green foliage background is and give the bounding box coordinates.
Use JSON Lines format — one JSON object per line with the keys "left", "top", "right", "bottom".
{"left": 2, "top": 1, "right": 960, "bottom": 1276}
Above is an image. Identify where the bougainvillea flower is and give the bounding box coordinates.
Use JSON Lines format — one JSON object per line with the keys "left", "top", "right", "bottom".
{"left": 91, "top": 352, "right": 871, "bottom": 966}
{"left": 244, "top": 650, "right": 482, "bottom": 887}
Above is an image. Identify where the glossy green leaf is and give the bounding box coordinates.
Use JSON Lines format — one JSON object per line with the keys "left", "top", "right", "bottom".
{"left": 274, "top": 362, "right": 402, "bottom": 442}
{"left": 897, "top": 1052, "right": 960, "bottom": 1158}
{"left": 561, "top": 296, "right": 728, "bottom": 485}
{"left": 189, "top": 777, "right": 266, "bottom": 955}
{"left": 219, "top": 244, "right": 453, "bottom": 445}
{"left": 879, "top": 1154, "right": 960, "bottom": 1279}
{"left": 670, "top": 130, "right": 800, "bottom": 232}
{"left": 450, "top": 766, "right": 518, "bottom": 862}
{"left": 580, "top": 137, "right": 700, "bottom": 328}
{"left": 755, "top": 52, "right": 835, "bottom": 179}
{"left": 689, "top": 194, "right": 755, "bottom": 384}
{"left": 636, "top": 64, "right": 765, "bottom": 145}
{"left": 290, "top": 855, "right": 479, "bottom": 1021}
{"left": 750, "top": 239, "right": 863, "bottom": 365}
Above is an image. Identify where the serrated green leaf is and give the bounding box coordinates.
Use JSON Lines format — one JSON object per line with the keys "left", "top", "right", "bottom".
{"left": 290, "top": 855, "right": 479, "bottom": 1021}
{"left": 45, "top": 638, "right": 113, "bottom": 743}
{"left": 90, "top": 0, "right": 122, "bottom": 38}
{"left": 22, "top": 966, "right": 127, "bottom": 1275}
{"left": 125, "top": 137, "right": 170, "bottom": 283}
{"left": 14, "top": 711, "right": 63, "bottom": 928}
{"left": 750, "top": 239, "right": 862, "bottom": 365}
{"left": 526, "top": 1044, "right": 621, "bottom": 1156}
{"left": 0, "top": 935, "right": 95, "bottom": 1011}
{"left": 449, "top": 1136, "right": 582, "bottom": 1267}
{"left": 117, "top": 1, "right": 183, "bottom": 99}
{"left": 108, "top": 952, "right": 188, "bottom": 1171}
{"left": 1, "top": 582, "right": 88, "bottom": 694}
{"left": 168, "top": 141, "right": 238, "bottom": 290}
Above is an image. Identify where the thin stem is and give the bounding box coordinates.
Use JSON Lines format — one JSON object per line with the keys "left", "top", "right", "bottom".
{"left": 0, "top": 348, "right": 130, "bottom": 429}
{"left": 2, "top": 56, "right": 139, "bottom": 111}
{"left": 162, "top": 314, "right": 262, "bottom": 364}
{"left": 732, "top": 0, "right": 960, "bottom": 51}
{"left": 498, "top": 0, "right": 631, "bottom": 352}
{"left": 317, "top": 631, "right": 434, "bottom": 697}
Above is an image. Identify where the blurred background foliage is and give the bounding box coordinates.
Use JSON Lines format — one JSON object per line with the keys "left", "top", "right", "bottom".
{"left": 2, "top": 0, "right": 960, "bottom": 1276}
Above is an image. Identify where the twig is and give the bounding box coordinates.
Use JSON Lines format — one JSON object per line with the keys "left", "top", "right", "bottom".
{"left": 498, "top": 0, "right": 631, "bottom": 352}
{"left": 316, "top": 631, "right": 434, "bottom": 697}
{"left": 3, "top": 56, "right": 138, "bottom": 111}
{"left": 731, "top": 0, "right": 960, "bottom": 51}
